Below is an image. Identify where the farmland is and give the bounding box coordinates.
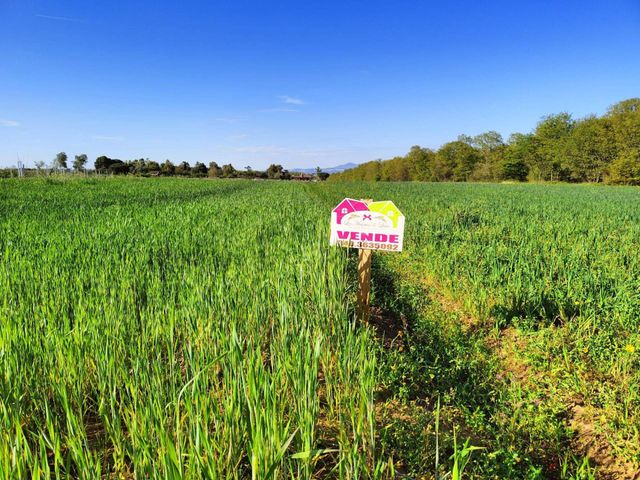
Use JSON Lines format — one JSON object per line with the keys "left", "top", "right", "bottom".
{"left": 1, "top": 178, "right": 639, "bottom": 479}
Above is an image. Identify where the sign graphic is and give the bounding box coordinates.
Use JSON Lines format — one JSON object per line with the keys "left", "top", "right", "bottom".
{"left": 330, "top": 198, "right": 405, "bottom": 251}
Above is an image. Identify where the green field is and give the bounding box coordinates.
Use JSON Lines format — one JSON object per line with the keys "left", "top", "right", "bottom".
{"left": 1, "top": 178, "right": 639, "bottom": 479}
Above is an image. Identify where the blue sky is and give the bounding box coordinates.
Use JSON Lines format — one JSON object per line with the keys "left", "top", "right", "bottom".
{"left": 1, "top": 0, "right": 639, "bottom": 169}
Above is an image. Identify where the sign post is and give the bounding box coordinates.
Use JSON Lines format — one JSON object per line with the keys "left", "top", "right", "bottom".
{"left": 330, "top": 198, "right": 405, "bottom": 323}
{"left": 357, "top": 235, "right": 373, "bottom": 323}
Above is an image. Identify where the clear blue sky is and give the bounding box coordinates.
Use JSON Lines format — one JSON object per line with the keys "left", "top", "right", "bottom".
{"left": 1, "top": 0, "right": 639, "bottom": 169}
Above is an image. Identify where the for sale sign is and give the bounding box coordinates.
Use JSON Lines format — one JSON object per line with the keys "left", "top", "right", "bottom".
{"left": 330, "top": 198, "right": 405, "bottom": 251}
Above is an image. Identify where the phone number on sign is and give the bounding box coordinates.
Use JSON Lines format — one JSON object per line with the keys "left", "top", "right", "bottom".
{"left": 336, "top": 240, "right": 399, "bottom": 250}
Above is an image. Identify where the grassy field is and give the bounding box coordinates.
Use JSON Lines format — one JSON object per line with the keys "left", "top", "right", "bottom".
{"left": 1, "top": 178, "right": 639, "bottom": 479}
{"left": 323, "top": 182, "right": 640, "bottom": 479}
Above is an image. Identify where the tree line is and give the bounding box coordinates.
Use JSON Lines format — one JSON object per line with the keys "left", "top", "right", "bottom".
{"left": 330, "top": 98, "right": 640, "bottom": 184}
{"left": 2, "top": 153, "right": 330, "bottom": 181}
{"left": 93, "top": 158, "right": 328, "bottom": 179}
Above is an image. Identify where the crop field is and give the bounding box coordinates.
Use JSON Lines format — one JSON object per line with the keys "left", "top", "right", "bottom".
{"left": 1, "top": 178, "right": 639, "bottom": 479}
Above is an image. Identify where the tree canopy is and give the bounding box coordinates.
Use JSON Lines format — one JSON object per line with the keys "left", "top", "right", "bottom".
{"left": 53, "top": 152, "right": 68, "bottom": 170}
{"left": 72, "top": 154, "right": 88, "bottom": 172}
{"left": 330, "top": 97, "right": 640, "bottom": 185}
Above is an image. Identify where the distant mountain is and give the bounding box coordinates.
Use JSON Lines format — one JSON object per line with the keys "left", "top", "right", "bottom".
{"left": 290, "top": 163, "right": 359, "bottom": 174}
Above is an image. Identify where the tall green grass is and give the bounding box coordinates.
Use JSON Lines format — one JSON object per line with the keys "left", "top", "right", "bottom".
{"left": 0, "top": 178, "right": 387, "bottom": 478}
{"left": 4, "top": 178, "right": 639, "bottom": 478}
{"left": 316, "top": 181, "right": 640, "bottom": 476}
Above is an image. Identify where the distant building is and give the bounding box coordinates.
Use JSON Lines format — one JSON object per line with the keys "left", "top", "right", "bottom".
{"left": 291, "top": 173, "right": 312, "bottom": 181}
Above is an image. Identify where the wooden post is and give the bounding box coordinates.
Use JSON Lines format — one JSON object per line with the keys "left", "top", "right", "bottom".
{"left": 356, "top": 199, "right": 373, "bottom": 324}
{"left": 357, "top": 247, "right": 372, "bottom": 324}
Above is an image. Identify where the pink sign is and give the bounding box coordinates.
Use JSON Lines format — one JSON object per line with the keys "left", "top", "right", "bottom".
{"left": 330, "top": 198, "right": 405, "bottom": 251}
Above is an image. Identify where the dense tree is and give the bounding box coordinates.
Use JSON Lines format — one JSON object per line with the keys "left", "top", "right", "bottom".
{"left": 609, "top": 149, "right": 640, "bottom": 185}
{"left": 95, "top": 156, "right": 112, "bottom": 172}
{"left": 457, "top": 134, "right": 473, "bottom": 145}
{"left": 533, "top": 113, "right": 574, "bottom": 181}
{"left": 501, "top": 144, "right": 530, "bottom": 181}
{"left": 380, "top": 156, "right": 410, "bottom": 181}
{"left": 607, "top": 98, "right": 640, "bottom": 154}
{"left": 208, "top": 161, "right": 222, "bottom": 178}
{"left": 192, "top": 162, "right": 207, "bottom": 177}
{"left": 94, "top": 156, "right": 127, "bottom": 174}
{"left": 53, "top": 152, "right": 68, "bottom": 170}
{"left": 266, "top": 164, "right": 287, "bottom": 179}
{"left": 160, "top": 160, "right": 175, "bottom": 176}
{"left": 110, "top": 161, "right": 128, "bottom": 174}
{"left": 362, "top": 161, "right": 383, "bottom": 181}
{"left": 175, "top": 161, "right": 191, "bottom": 176}
{"left": 607, "top": 98, "right": 640, "bottom": 116}
{"left": 129, "top": 158, "right": 147, "bottom": 175}
{"left": 146, "top": 161, "right": 161, "bottom": 174}
{"left": 73, "top": 154, "right": 88, "bottom": 172}
{"left": 563, "top": 117, "right": 616, "bottom": 182}
{"left": 221, "top": 164, "right": 237, "bottom": 178}
{"left": 472, "top": 131, "right": 504, "bottom": 152}
{"left": 330, "top": 99, "right": 631, "bottom": 185}
{"left": 406, "top": 146, "right": 435, "bottom": 181}
{"left": 434, "top": 141, "right": 482, "bottom": 181}
{"left": 503, "top": 134, "right": 541, "bottom": 181}
{"left": 468, "top": 132, "right": 505, "bottom": 181}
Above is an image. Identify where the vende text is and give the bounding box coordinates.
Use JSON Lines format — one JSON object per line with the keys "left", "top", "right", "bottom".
{"left": 336, "top": 231, "right": 399, "bottom": 243}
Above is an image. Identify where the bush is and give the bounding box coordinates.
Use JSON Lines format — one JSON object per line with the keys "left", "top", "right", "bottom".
{"left": 608, "top": 150, "right": 640, "bottom": 185}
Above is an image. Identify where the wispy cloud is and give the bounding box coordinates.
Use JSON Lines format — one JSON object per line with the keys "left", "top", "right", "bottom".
{"left": 35, "top": 13, "right": 84, "bottom": 23}
{"left": 36, "top": 14, "right": 83, "bottom": 22}
{"left": 258, "top": 107, "right": 299, "bottom": 113}
{"left": 0, "top": 119, "right": 19, "bottom": 127}
{"left": 92, "top": 135, "right": 125, "bottom": 142}
{"left": 279, "top": 95, "right": 305, "bottom": 105}
{"left": 229, "top": 133, "right": 249, "bottom": 140}
{"left": 257, "top": 95, "right": 306, "bottom": 113}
